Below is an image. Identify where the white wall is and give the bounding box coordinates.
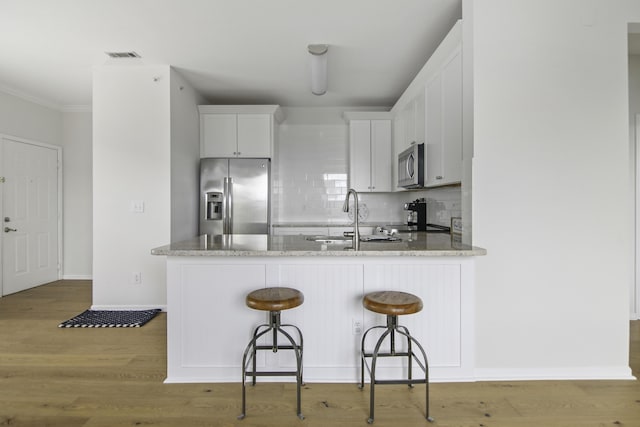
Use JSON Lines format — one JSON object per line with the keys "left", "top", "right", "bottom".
{"left": 472, "top": 0, "right": 640, "bottom": 379}
{"left": 630, "top": 55, "right": 640, "bottom": 319}
{"left": 92, "top": 65, "right": 172, "bottom": 309}
{"left": 61, "top": 111, "right": 92, "bottom": 279}
{"left": 170, "top": 69, "right": 205, "bottom": 242}
{"left": 0, "top": 91, "right": 62, "bottom": 145}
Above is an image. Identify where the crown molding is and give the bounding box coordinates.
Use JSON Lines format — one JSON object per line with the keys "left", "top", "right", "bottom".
{"left": 0, "top": 84, "right": 63, "bottom": 111}
{"left": 62, "top": 105, "right": 92, "bottom": 113}
{"left": 0, "top": 84, "right": 91, "bottom": 112}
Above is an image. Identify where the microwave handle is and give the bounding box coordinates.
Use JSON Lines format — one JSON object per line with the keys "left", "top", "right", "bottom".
{"left": 407, "top": 153, "right": 414, "bottom": 179}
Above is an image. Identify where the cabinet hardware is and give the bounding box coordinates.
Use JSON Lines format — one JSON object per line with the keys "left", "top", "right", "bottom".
{"left": 4, "top": 227, "right": 17, "bottom": 232}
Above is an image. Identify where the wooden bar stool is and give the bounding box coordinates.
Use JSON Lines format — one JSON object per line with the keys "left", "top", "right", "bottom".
{"left": 238, "top": 287, "right": 305, "bottom": 420}
{"left": 360, "top": 291, "right": 433, "bottom": 424}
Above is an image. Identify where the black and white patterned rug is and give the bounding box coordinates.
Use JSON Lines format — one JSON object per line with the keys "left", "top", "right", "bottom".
{"left": 58, "top": 309, "right": 161, "bottom": 328}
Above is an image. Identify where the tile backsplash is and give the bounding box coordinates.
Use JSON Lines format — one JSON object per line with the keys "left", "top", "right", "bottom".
{"left": 272, "top": 107, "right": 461, "bottom": 226}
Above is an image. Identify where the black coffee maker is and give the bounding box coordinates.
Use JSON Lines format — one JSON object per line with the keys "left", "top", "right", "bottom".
{"left": 404, "top": 199, "right": 427, "bottom": 231}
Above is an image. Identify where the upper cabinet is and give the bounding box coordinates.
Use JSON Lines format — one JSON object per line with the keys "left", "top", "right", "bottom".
{"left": 198, "top": 105, "right": 283, "bottom": 158}
{"left": 400, "top": 90, "right": 426, "bottom": 149}
{"left": 391, "top": 20, "right": 463, "bottom": 189}
{"left": 344, "top": 112, "right": 393, "bottom": 192}
{"left": 425, "top": 48, "right": 462, "bottom": 186}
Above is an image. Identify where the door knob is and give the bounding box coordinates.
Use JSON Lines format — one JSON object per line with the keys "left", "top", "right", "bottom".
{"left": 4, "top": 227, "right": 17, "bottom": 232}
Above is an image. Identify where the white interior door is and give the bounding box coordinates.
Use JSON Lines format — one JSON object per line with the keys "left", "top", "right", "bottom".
{"left": 1, "top": 137, "right": 60, "bottom": 296}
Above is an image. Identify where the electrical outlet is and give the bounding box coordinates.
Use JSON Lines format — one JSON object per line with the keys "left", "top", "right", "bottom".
{"left": 132, "top": 272, "right": 142, "bottom": 284}
{"left": 353, "top": 318, "right": 362, "bottom": 335}
{"left": 130, "top": 200, "right": 145, "bottom": 213}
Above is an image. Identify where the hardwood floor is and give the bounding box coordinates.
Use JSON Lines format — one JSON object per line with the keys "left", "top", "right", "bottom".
{"left": 0, "top": 280, "right": 638, "bottom": 426}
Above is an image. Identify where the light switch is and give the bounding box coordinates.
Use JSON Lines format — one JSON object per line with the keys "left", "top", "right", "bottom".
{"left": 131, "top": 200, "right": 145, "bottom": 213}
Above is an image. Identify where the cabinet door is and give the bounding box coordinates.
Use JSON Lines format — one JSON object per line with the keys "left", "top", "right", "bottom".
{"left": 201, "top": 114, "right": 237, "bottom": 157}
{"left": 441, "top": 50, "right": 462, "bottom": 184}
{"left": 237, "top": 114, "right": 271, "bottom": 157}
{"left": 403, "top": 100, "right": 416, "bottom": 145}
{"left": 425, "top": 75, "right": 443, "bottom": 186}
{"left": 349, "top": 120, "right": 372, "bottom": 191}
{"left": 370, "top": 120, "right": 391, "bottom": 192}
{"left": 392, "top": 114, "right": 405, "bottom": 191}
{"left": 414, "top": 90, "right": 426, "bottom": 144}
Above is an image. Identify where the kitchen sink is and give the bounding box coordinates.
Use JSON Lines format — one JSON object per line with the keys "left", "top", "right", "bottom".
{"left": 306, "top": 234, "right": 401, "bottom": 243}
{"left": 306, "top": 235, "right": 352, "bottom": 244}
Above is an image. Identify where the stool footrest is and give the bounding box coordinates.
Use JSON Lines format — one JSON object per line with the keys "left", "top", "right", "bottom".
{"left": 244, "top": 370, "right": 299, "bottom": 377}
{"left": 253, "top": 345, "right": 297, "bottom": 351}
{"left": 370, "top": 378, "right": 429, "bottom": 386}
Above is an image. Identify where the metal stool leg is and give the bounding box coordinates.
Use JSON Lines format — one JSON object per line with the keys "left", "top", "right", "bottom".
{"left": 276, "top": 325, "right": 304, "bottom": 420}
{"left": 397, "top": 324, "right": 414, "bottom": 387}
{"left": 359, "top": 325, "right": 386, "bottom": 390}
{"left": 361, "top": 320, "right": 434, "bottom": 424}
{"left": 238, "top": 325, "right": 272, "bottom": 420}
{"left": 282, "top": 323, "right": 304, "bottom": 385}
{"left": 396, "top": 326, "right": 434, "bottom": 422}
{"left": 250, "top": 323, "right": 270, "bottom": 386}
{"left": 239, "top": 312, "right": 304, "bottom": 421}
{"left": 367, "top": 327, "right": 392, "bottom": 424}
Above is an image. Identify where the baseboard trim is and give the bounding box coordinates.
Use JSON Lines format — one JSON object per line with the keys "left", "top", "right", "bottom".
{"left": 90, "top": 304, "right": 167, "bottom": 312}
{"left": 62, "top": 275, "right": 92, "bottom": 280}
{"left": 474, "top": 366, "right": 636, "bottom": 381}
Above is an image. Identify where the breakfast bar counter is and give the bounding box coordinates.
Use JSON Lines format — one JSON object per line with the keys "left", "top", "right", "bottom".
{"left": 152, "top": 233, "right": 485, "bottom": 384}
{"left": 151, "top": 233, "right": 486, "bottom": 257}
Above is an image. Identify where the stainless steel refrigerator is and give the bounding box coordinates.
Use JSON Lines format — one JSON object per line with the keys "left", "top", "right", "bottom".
{"left": 199, "top": 158, "right": 270, "bottom": 235}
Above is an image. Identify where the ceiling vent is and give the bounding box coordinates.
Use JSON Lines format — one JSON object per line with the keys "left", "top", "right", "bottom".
{"left": 105, "top": 51, "right": 141, "bottom": 59}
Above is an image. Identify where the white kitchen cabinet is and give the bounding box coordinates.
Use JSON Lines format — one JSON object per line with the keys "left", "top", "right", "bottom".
{"left": 199, "top": 105, "right": 283, "bottom": 158}
{"left": 440, "top": 50, "right": 463, "bottom": 185}
{"left": 425, "top": 49, "right": 462, "bottom": 187}
{"left": 236, "top": 114, "right": 272, "bottom": 157}
{"left": 402, "top": 90, "right": 426, "bottom": 149}
{"left": 391, "top": 20, "right": 463, "bottom": 191}
{"left": 200, "top": 114, "right": 237, "bottom": 157}
{"left": 345, "top": 114, "right": 392, "bottom": 192}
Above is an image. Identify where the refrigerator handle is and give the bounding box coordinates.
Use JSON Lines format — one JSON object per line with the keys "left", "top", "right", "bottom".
{"left": 226, "top": 177, "right": 233, "bottom": 234}
{"left": 223, "top": 177, "right": 228, "bottom": 233}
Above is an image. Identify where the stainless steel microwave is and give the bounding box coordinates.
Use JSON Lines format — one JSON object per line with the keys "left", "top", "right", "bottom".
{"left": 398, "top": 143, "right": 424, "bottom": 189}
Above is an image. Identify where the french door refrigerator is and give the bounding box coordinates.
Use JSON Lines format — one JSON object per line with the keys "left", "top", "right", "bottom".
{"left": 199, "top": 158, "right": 270, "bottom": 235}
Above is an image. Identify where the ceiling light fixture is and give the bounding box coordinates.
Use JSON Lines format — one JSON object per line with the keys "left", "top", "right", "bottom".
{"left": 308, "top": 44, "right": 328, "bottom": 96}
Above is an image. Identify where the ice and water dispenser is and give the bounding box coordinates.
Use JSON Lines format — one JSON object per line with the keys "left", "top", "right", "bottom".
{"left": 205, "top": 192, "right": 223, "bottom": 220}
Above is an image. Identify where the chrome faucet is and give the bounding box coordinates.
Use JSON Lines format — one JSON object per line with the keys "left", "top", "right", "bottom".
{"left": 343, "top": 188, "right": 360, "bottom": 251}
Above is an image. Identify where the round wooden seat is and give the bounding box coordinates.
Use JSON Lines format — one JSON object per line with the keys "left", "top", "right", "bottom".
{"left": 246, "top": 287, "right": 304, "bottom": 312}
{"left": 363, "top": 291, "right": 423, "bottom": 316}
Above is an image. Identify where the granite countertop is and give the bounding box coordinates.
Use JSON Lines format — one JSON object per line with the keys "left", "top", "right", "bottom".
{"left": 151, "top": 233, "right": 486, "bottom": 257}
{"left": 272, "top": 222, "right": 376, "bottom": 227}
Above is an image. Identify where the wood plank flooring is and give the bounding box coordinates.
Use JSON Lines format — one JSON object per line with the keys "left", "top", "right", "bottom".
{"left": 0, "top": 280, "right": 638, "bottom": 426}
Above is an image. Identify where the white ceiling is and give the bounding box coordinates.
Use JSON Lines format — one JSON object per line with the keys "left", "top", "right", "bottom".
{"left": 0, "top": 0, "right": 464, "bottom": 110}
